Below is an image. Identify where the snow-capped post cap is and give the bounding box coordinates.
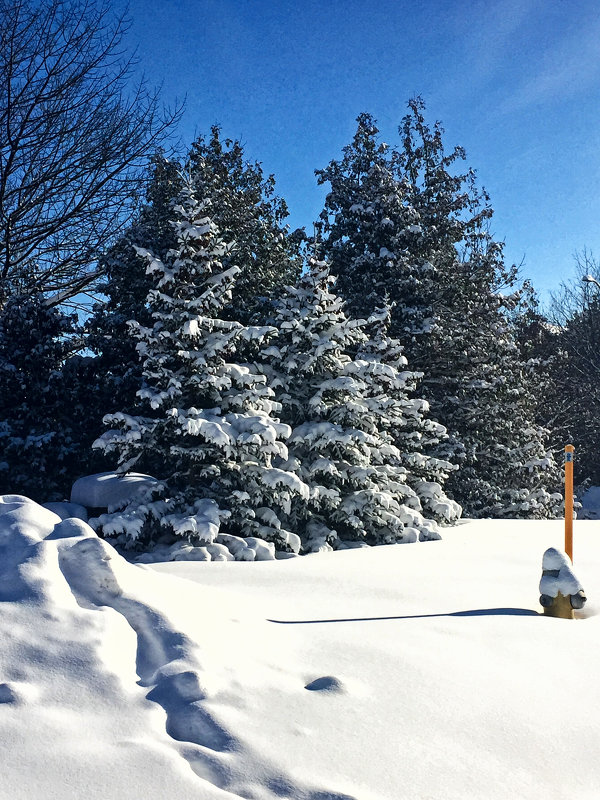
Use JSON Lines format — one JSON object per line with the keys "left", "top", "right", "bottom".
{"left": 539, "top": 547, "right": 586, "bottom": 619}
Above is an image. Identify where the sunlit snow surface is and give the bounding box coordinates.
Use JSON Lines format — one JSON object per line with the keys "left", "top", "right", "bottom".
{"left": 2, "top": 494, "right": 600, "bottom": 799}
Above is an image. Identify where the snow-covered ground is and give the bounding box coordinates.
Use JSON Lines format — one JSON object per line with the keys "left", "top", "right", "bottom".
{"left": 2, "top": 494, "right": 600, "bottom": 800}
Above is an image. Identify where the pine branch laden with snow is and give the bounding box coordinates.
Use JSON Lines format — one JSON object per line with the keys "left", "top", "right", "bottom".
{"left": 317, "top": 102, "right": 562, "bottom": 519}
{"left": 259, "top": 260, "right": 458, "bottom": 552}
{"left": 92, "top": 183, "right": 308, "bottom": 556}
{"left": 187, "top": 126, "right": 303, "bottom": 325}
{"left": 355, "top": 306, "right": 461, "bottom": 524}
{"left": 437, "top": 305, "right": 563, "bottom": 519}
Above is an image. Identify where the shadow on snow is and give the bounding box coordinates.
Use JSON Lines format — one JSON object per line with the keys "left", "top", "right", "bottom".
{"left": 267, "top": 608, "right": 540, "bottom": 624}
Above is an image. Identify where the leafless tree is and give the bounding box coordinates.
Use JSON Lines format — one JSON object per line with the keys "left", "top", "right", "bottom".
{"left": 548, "top": 249, "right": 600, "bottom": 323}
{"left": 0, "top": 0, "right": 183, "bottom": 307}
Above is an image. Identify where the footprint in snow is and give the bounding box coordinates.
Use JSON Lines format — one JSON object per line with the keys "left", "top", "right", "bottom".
{"left": 0, "top": 681, "right": 37, "bottom": 704}
{"left": 0, "top": 683, "right": 17, "bottom": 704}
{"left": 304, "top": 676, "right": 346, "bottom": 693}
{"left": 58, "top": 536, "right": 124, "bottom": 605}
{"left": 164, "top": 701, "right": 236, "bottom": 752}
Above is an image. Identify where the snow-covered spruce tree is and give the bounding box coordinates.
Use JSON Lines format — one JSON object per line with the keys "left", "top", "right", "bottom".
{"left": 356, "top": 305, "right": 461, "bottom": 524}
{"left": 260, "top": 260, "right": 458, "bottom": 552}
{"left": 317, "top": 100, "right": 561, "bottom": 518}
{"left": 90, "top": 130, "right": 303, "bottom": 420}
{"left": 88, "top": 155, "right": 184, "bottom": 418}
{"left": 428, "top": 261, "right": 563, "bottom": 519}
{"left": 187, "top": 126, "right": 304, "bottom": 323}
{"left": 0, "top": 293, "right": 79, "bottom": 500}
{"left": 93, "top": 184, "right": 307, "bottom": 554}
{"left": 315, "top": 111, "right": 438, "bottom": 341}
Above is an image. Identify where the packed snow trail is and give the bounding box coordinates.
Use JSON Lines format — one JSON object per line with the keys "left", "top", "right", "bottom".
{"left": 0, "top": 496, "right": 358, "bottom": 800}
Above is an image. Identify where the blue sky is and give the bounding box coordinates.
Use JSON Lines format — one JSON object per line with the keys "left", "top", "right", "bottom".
{"left": 127, "top": 0, "right": 600, "bottom": 302}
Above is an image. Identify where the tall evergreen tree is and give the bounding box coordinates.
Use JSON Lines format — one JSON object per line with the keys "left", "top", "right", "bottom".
{"left": 88, "top": 155, "right": 183, "bottom": 418}
{"left": 259, "top": 260, "right": 459, "bottom": 552}
{"left": 93, "top": 184, "right": 307, "bottom": 552}
{"left": 315, "top": 111, "right": 437, "bottom": 340}
{"left": 317, "top": 99, "right": 561, "bottom": 518}
{"left": 0, "top": 293, "right": 78, "bottom": 500}
{"left": 90, "top": 128, "right": 303, "bottom": 423}
{"left": 187, "top": 126, "right": 304, "bottom": 323}
{"left": 356, "top": 306, "right": 460, "bottom": 524}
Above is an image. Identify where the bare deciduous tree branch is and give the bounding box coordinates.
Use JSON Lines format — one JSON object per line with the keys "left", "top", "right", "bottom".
{"left": 0, "top": 0, "right": 184, "bottom": 305}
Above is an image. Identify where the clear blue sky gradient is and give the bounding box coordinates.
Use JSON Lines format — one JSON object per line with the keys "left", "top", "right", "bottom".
{"left": 126, "top": 0, "right": 600, "bottom": 302}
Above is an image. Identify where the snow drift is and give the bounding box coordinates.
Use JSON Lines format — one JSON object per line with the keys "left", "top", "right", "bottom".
{"left": 3, "top": 494, "right": 600, "bottom": 800}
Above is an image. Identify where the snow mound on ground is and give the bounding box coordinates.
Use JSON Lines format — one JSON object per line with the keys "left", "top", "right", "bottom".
{"left": 71, "top": 472, "right": 160, "bottom": 511}
{"left": 0, "top": 492, "right": 59, "bottom": 521}
{"left": 0, "top": 495, "right": 359, "bottom": 800}
{"left": 7, "top": 500, "right": 600, "bottom": 800}
{"left": 133, "top": 533, "right": 278, "bottom": 563}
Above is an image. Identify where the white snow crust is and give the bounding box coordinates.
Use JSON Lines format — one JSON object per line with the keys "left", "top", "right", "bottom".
{"left": 3, "top": 496, "right": 600, "bottom": 800}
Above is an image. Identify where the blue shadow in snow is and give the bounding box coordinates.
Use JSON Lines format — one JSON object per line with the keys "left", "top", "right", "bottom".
{"left": 268, "top": 608, "right": 540, "bottom": 624}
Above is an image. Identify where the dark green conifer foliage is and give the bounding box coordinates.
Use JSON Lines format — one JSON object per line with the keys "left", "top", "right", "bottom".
{"left": 317, "top": 99, "right": 561, "bottom": 518}
{"left": 0, "top": 294, "right": 78, "bottom": 500}
{"left": 90, "top": 129, "right": 304, "bottom": 430}
{"left": 88, "top": 155, "right": 184, "bottom": 417}
{"left": 187, "top": 126, "right": 304, "bottom": 324}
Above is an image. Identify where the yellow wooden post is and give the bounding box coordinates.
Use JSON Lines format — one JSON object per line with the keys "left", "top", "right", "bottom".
{"left": 565, "top": 445, "right": 574, "bottom": 562}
